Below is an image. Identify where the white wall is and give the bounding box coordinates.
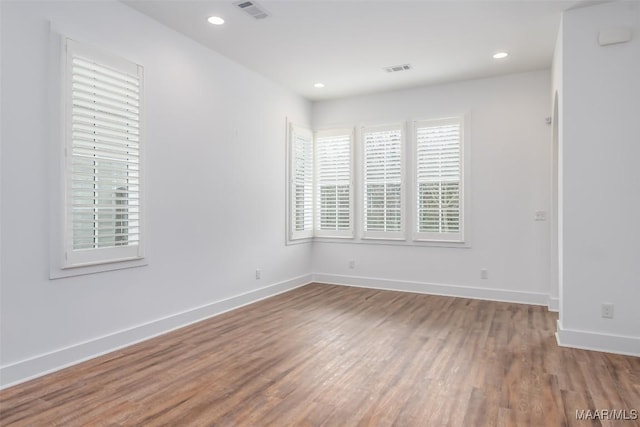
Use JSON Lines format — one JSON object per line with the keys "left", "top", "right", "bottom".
{"left": 312, "top": 70, "right": 552, "bottom": 304}
{"left": 550, "top": 19, "right": 564, "bottom": 313}
{"left": 557, "top": 1, "right": 640, "bottom": 355}
{"left": 0, "top": 0, "right": 312, "bottom": 387}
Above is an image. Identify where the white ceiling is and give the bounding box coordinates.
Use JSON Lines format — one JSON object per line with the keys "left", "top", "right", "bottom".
{"left": 123, "top": 0, "right": 590, "bottom": 101}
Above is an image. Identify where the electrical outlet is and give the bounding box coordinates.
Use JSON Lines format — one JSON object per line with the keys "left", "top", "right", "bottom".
{"left": 601, "top": 303, "right": 614, "bottom": 319}
{"left": 255, "top": 269, "right": 261, "bottom": 280}
{"left": 534, "top": 211, "right": 547, "bottom": 221}
{"left": 348, "top": 260, "right": 355, "bottom": 269}
{"left": 480, "top": 268, "right": 488, "bottom": 280}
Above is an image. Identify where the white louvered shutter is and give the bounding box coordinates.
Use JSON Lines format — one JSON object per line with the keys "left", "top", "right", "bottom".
{"left": 290, "top": 124, "right": 313, "bottom": 239}
{"left": 315, "top": 130, "right": 353, "bottom": 237}
{"left": 415, "top": 118, "right": 463, "bottom": 242}
{"left": 64, "top": 39, "right": 144, "bottom": 267}
{"left": 363, "top": 124, "right": 404, "bottom": 238}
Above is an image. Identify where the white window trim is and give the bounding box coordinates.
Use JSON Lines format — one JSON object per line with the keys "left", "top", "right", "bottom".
{"left": 287, "top": 122, "right": 314, "bottom": 241}
{"left": 412, "top": 116, "right": 465, "bottom": 243}
{"left": 361, "top": 122, "right": 406, "bottom": 240}
{"left": 314, "top": 128, "right": 355, "bottom": 238}
{"left": 284, "top": 114, "right": 470, "bottom": 249}
{"left": 62, "top": 38, "right": 145, "bottom": 269}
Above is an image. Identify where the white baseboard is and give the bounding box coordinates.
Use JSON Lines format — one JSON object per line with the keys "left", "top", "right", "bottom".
{"left": 0, "top": 274, "right": 312, "bottom": 390}
{"left": 312, "top": 273, "right": 549, "bottom": 306}
{"left": 556, "top": 320, "right": 640, "bottom": 357}
{"left": 548, "top": 296, "right": 559, "bottom": 312}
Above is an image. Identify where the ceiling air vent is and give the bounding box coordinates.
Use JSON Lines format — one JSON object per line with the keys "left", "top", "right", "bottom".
{"left": 233, "top": 1, "right": 270, "bottom": 20}
{"left": 384, "top": 64, "right": 412, "bottom": 73}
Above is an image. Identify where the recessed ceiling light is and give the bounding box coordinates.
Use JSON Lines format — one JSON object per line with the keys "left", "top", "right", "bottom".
{"left": 493, "top": 52, "right": 509, "bottom": 59}
{"left": 314, "top": 83, "right": 325, "bottom": 88}
{"left": 207, "top": 16, "right": 225, "bottom": 25}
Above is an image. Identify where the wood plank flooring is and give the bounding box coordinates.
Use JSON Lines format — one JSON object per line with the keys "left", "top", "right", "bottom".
{"left": 1, "top": 283, "right": 638, "bottom": 426}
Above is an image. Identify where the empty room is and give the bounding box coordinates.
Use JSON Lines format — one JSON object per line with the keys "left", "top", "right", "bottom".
{"left": 0, "top": 0, "right": 639, "bottom": 425}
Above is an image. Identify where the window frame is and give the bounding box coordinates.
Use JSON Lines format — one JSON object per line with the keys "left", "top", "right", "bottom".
{"left": 412, "top": 116, "right": 466, "bottom": 243}
{"left": 314, "top": 128, "right": 355, "bottom": 238}
{"left": 287, "top": 122, "right": 314, "bottom": 241}
{"left": 284, "top": 115, "right": 470, "bottom": 248}
{"left": 62, "top": 38, "right": 145, "bottom": 269}
{"left": 361, "top": 123, "right": 406, "bottom": 240}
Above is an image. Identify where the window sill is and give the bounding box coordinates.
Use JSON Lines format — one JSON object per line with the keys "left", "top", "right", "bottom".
{"left": 285, "top": 237, "right": 314, "bottom": 246}
{"left": 311, "top": 236, "right": 471, "bottom": 249}
{"left": 50, "top": 257, "right": 148, "bottom": 280}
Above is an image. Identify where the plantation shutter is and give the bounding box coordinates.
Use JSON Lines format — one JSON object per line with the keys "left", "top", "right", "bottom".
{"left": 415, "top": 118, "right": 463, "bottom": 242}
{"left": 290, "top": 124, "right": 313, "bottom": 239}
{"left": 363, "top": 124, "right": 404, "bottom": 238}
{"left": 64, "top": 39, "right": 144, "bottom": 267}
{"left": 315, "top": 130, "right": 353, "bottom": 237}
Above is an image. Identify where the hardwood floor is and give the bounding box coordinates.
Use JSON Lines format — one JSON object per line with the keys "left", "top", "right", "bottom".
{"left": 1, "top": 283, "right": 638, "bottom": 426}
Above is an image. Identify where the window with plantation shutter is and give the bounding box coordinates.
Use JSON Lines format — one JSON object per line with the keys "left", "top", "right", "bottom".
{"left": 363, "top": 124, "right": 404, "bottom": 239}
{"left": 289, "top": 124, "right": 313, "bottom": 240}
{"left": 315, "top": 129, "right": 353, "bottom": 237}
{"left": 414, "top": 117, "right": 463, "bottom": 242}
{"left": 63, "top": 39, "right": 144, "bottom": 267}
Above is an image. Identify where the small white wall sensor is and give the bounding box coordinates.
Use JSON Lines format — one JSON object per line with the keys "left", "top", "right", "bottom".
{"left": 598, "top": 27, "right": 632, "bottom": 46}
